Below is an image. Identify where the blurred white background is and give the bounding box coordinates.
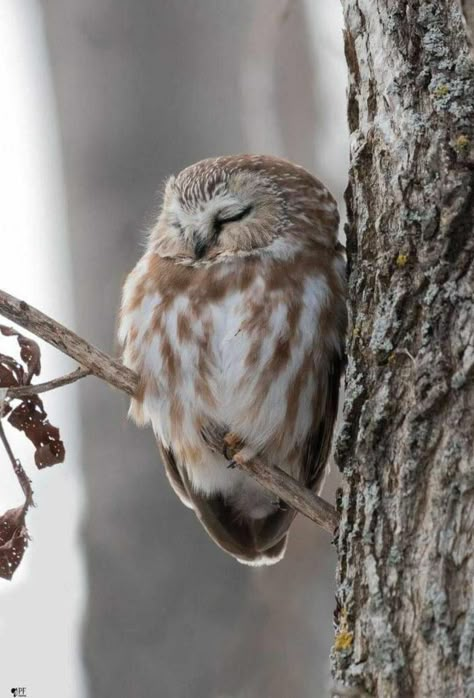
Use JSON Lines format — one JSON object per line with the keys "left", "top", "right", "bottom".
{"left": 0, "top": 2, "right": 86, "bottom": 696}
{"left": 0, "top": 2, "right": 348, "bottom": 696}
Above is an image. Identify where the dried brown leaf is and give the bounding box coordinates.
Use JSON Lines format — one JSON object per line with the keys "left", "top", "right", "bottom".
{"left": 18, "top": 336, "right": 41, "bottom": 381}
{"left": 0, "top": 325, "right": 41, "bottom": 382}
{"left": 0, "top": 352, "right": 24, "bottom": 388}
{"left": 0, "top": 505, "right": 29, "bottom": 580}
{"left": 8, "top": 398, "right": 65, "bottom": 468}
{"left": 1, "top": 324, "right": 65, "bottom": 466}
{"left": 0, "top": 324, "right": 68, "bottom": 579}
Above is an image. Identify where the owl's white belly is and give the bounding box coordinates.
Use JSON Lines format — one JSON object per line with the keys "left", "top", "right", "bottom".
{"left": 121, "top": 265, "right": 332, "bottom": 514}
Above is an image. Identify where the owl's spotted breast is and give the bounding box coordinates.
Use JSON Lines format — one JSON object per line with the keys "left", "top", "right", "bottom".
{"left": 120, "top": 248, "right": 344, "bottom": 491}
{"left": 118, "top": 154, "right": 347, "bottom": 565}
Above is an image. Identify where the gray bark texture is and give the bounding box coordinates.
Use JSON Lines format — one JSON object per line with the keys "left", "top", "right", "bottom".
{"left": 333, "top": 1, "right": 474, "bottom": 696}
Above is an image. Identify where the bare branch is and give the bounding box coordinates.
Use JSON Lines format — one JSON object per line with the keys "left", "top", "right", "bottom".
{"left": 6, "top": 368, "right": 91, "bottom": 399}
{"left": 0, "top": 414, "right": 34, "bottom": 508}
{"left": 233, "top": 451, "right": 338, "bottom": 534}
{"left": 0, "top": 289, "right": 138, "bottom": 396}
{"left": 0, "top": 288, "right": 339, "bottom": 532}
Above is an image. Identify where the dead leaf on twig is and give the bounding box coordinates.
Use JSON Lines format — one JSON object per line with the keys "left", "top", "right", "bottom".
{"left": 0, "top": 505, "right": 29, "bottom": 580}
{"left": 0, "top": 325, "right": 66, "bottom": 579}
{"left": 0, "top": 353, "right": 24, "bottom": 417}
{"left": 0, "top": 325, "right": 41, "bottom": 382}
{"left": 8, "top": 399, "right": 65, "bottom": 467}
{"left": 0, "top": 324, "right": 65, "bottom": 468}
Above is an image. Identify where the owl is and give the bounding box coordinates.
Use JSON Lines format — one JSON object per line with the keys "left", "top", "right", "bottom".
{"left": 119, "top": 155, "right": 347, "bottom": 565}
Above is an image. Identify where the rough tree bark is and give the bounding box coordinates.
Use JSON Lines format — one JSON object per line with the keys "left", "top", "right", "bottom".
{"left": 333, "top": 1, "right": 474, "bottom": 696}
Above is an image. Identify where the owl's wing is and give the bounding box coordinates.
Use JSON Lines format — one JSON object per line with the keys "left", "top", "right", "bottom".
{"left": 158, "top": 443, "right": 194, "bottom": 509}
{"left": 157, "top": 352, "right": 342, "bottom": 564}
{"left": 303, "top": 351, "right": 344, "bottom": 491}
{"left": 158, "top": 441, "right": 294, "bottom": 564}
{"left": 189, "top": 488, "right": 295, "bottom": 565}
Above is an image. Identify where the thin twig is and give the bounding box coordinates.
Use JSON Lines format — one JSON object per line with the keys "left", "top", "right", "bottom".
{"left": 233, "top": 452, "right": 338, "bottom": 534}
{"left": 6, "top": 367, "right": 91, "bottom": 399}
{"left": 0, "top": 289, "right": 137, "bottom": 396}
{"left": 0, "top": 288, "right": 340, "bottom": 532}
{"left": 0, "top": 416, "right": 34, "bottom": 508}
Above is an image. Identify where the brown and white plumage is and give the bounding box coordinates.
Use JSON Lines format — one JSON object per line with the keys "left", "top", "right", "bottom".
{"left": 118, "top": 155, "right": 347, "bottom": 565}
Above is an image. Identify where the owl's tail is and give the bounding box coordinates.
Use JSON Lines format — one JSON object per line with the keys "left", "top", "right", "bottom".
{"left": 158, "top": 441, "right": 294, "bottom": 565}
{"left": 191, "top": 489, "right": 295, "bottom": 566}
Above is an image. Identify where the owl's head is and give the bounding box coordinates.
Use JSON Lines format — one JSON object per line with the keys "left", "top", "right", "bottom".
{"left": 150, "top": 155, "right": 339, "bottom": 263}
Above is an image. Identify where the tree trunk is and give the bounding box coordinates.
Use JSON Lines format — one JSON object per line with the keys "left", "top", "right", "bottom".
{"left": 333, "top": 1, "right": 474, "bottom": 696}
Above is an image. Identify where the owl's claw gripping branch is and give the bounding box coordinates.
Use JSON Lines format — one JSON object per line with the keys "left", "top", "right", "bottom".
{"left": 223, "top": 432, "right": 244, "bottom": 459}
{"left": 231, "top": 450, "right": 338, "bottom": 534}
{"left": 0, "top": 287, "right": 339, "bottom": 535}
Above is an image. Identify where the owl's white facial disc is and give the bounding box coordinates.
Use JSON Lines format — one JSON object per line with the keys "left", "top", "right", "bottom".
{"left": 168, "top": 190, "right": 254, "bottom": 259}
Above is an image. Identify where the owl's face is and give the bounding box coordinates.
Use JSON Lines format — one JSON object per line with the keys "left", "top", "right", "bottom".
{"left": 149, "top": 155, "right": 338, "bottom": 263}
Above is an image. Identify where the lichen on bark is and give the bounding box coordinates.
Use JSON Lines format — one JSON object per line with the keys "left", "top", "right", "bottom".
{"left": 333, "top": 1, "right": 474, "bottom": 696}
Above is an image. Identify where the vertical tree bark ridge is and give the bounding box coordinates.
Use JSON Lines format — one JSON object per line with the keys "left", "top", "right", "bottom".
{"left": 334, "top": 1, "right": 474, "bottom": 696}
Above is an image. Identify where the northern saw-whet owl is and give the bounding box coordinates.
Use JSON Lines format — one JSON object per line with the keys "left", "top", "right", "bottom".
{"left": 119, "top": 155, "right": 347, "bottom": 565}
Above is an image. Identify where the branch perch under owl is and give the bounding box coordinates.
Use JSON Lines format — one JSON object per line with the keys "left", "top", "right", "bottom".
{"left": 0, "top": 288, "right": 339, "bottom": 534}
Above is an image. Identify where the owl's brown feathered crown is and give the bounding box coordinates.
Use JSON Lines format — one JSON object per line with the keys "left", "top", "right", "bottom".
{"left": 149, "top": 154, "right": 339, "bottom": 264}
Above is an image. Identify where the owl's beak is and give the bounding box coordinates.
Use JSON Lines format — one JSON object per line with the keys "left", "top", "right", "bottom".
{"left": 191, "top": 227, "right": 213, "bottom": 259}
{"left": 194, "top": 238, "right": 208, "bottom": 259}
{"left": 190, "top": 221, "right": 218, "bottom": 260}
